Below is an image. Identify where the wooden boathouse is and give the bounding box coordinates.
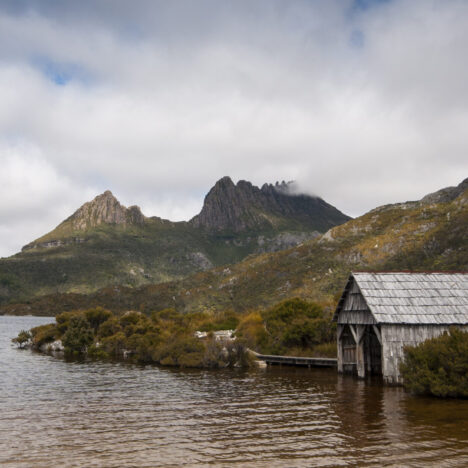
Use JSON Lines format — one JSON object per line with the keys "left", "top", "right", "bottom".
{"left": 333, "top": 272, "right": 468, "bottom": 384}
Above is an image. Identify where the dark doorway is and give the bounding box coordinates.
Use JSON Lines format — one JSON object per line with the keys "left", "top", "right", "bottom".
{"left": 363, "top": 326, "right": 382, "bottom": 376}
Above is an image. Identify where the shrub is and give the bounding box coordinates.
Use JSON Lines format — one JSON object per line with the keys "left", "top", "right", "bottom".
{"left": 87, "top": 344, "right": 109, "bottom": 359}
{"left": 30, "top": 323, "right": 58, "bottom": 347}
{"left": 12, "top": 329, "right": 32, "bottom": 348}
{"left": 154, "top": 334, "right": 205, "bottom": 368}
{"left": 261, "top": 298, "right": 335, "bottom": 354}
{"left": 56, "top": 311, "right": 84, "bottom": 335}
{"left": 100, "top": 331, "right": 127, "bottom": 357}
{"left": 97, "top": 316, "right": 122, "bottom": 338}
{"left": 126, "top": 331, "right": 161, "bottom": 363}
{"left": 85, "top": 307, "right": 112, "bottom": 333}
{"left": 400, "top": 328, "right": 468, "bottom": 398}
{"left": 120, "top": 310, "right": 144, "bottom": 328}
{"left": 62, "top": 316, "right": 94, "bottom": 355}
{"left": 235, "top": 311, "right": 268, "bottom": 350}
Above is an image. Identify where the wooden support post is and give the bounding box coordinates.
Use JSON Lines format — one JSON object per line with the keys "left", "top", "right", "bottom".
{"left": 353, "top": 325, "right": 366, "bottom": 379}
{"left": 337, "top": 324, "right": 344, "bottom": 373}
{"left": 365, "top": 328, "right": 372, "bottom": 374}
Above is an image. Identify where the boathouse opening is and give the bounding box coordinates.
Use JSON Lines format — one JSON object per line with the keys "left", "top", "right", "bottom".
{"left": 337, "top": 323, "right": 382, "bottom": 378}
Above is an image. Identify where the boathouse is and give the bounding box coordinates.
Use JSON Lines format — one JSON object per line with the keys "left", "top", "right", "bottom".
{"left": 333, "top": 272, "right": 468, "bottom": 384}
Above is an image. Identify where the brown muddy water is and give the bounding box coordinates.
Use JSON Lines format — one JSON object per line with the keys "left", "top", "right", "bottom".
{"left": 1, "top": 316, "right": 468, "bottom": 467}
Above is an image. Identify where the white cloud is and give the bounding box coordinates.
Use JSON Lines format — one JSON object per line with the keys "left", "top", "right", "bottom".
{"left": 0, "top": 143, "right": 97, "bottom": 257}
{"left": 0, "top": 0, "right": 467, "bottom": 256}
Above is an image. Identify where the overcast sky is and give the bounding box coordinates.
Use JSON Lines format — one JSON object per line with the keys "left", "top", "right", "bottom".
{"left": 1, "top": 0, "right": 467, "bottom": 257}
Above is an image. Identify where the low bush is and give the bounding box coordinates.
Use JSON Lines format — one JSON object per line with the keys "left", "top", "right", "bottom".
{"left": 16, "top": 297, "right": 336, "bottom": 368}
{"left": 155, "top": 334, "right": 205, "bottom": 368}
{"left": 30, "top": 323, "right": 58, "bottom": 347}
{"left": 85, "top": 307, "right": 112, "bottom": 333}
{"left": 236, "top": 298, "right": 336, "bottom": 356}
{"left": 400, "top": 328, "right": 468, "bottom": 398}
{"left": 235, "top": 311, "right": 269, "bottom": 349}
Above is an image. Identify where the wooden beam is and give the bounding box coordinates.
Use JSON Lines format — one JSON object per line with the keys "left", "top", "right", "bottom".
{"left": 349, "top": 324, "right": 365, "bottom": 344}
{"left": 356, "top": 325, "right": 365, "bottom": 343}
{"left": 337, "top": 324, "right": 345, "bottom": 340}
{"left": 349, "top": 324, "right": 358, "bottom": 343}
{"left": 372, "top": 325, "right": 382, "bottom": 345}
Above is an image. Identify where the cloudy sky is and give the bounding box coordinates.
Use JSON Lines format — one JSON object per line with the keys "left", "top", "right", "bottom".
{"left": 1, "top": 0, "right": 467, "bottom": 257}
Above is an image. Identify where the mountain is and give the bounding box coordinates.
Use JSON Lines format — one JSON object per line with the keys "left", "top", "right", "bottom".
{"left": 0, "top": 177, "right": 349, "bottom": 305}
{"left": 2, "top": 177, "right": 466, "bottom": 316}
{"left": 22, "top": 190, "right": 147, "bottom": 250}
{"left": 190, "top": 176, "right": 349, "bottom": 232}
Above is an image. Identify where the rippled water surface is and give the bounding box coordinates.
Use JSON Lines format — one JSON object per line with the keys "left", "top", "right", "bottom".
{"left": 2, "top": 316, "right": 468, "bottom": 467}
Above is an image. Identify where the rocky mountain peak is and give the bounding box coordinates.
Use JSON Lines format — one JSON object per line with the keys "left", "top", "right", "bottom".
{"left": 69, "top": 191, "right": 145, "bottom": 231}
{"left": 190, "top": 177, "right": 350, "bottom": 232}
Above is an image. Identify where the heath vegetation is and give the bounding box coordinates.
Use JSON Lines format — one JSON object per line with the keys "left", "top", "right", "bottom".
{"left": 400, "top": 328, "right": 468, "bottom": 398}
{"left": 14, "top": 298, "right": 337, "bottom": 367}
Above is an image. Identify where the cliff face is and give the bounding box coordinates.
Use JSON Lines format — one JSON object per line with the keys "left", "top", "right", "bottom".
{"left": 190, "top": 176, "right": 351, "bottom": 232}
{"left": 68, "top": 191, "right": 146, "bottom": 231}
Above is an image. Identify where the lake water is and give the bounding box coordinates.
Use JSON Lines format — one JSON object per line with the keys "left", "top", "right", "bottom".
{"left": 1, "top": 315, "right": 468, "bottom": 467}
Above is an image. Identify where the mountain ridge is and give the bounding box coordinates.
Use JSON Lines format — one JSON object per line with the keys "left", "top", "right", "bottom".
{"left": 189, "top": 176, "right": 349, "bottom": 232}
{"left": 2, "top": 177, "right": 466, "bottom": 316}
{"left": 0, "top": 176, "right": 350, "bottom": 304}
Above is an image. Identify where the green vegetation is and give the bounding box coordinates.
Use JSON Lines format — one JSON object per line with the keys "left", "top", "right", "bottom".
{"left": 62, "top": 316, "right": 94, "bottom": 355}
{"left": 13, "top": 298, "right": 337, "bottom": 367}
{"left": 0, "top": 221, "right": 327, "bottom": 306}
{"left": 16, "top": 306, "right": 254, "bottom": 367}
{"left": 400, "top": 328, "right": 468, "bottom": 398}
{"left": 237, "top": 298, "right": 336, "bottom": 357}
{"left": 30, "top": 323, "right": 58, "bottom": 347}
{"left": 11, "top": 329, "right": 31, "bottom": 348}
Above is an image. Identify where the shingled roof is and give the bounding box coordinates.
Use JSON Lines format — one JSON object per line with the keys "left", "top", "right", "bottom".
{"left": 334, "top": 272, "right": 468, "bottom": 325}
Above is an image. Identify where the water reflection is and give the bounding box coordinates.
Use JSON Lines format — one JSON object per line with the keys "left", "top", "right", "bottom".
{"left": 1, "top": 316, "right": 468, "bottom": 467}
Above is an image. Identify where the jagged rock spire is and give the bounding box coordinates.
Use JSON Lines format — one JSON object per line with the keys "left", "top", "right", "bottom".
{"left": 190, "top": 176, "right": 350, "bottom": 232}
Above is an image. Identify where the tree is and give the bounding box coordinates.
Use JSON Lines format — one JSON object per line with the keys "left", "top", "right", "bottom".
{"left": 12, "top": 330, "right": 32, "bottom": 348}
{"left": 62, "top": 316, "right": 94, "bottom": 355}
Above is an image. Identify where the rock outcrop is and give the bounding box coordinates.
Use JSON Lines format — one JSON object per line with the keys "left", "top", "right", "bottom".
{"left": 420, "top": 177, "right": 468, "bottom": 205}
{"left": 68, "top": 190, "right": 146, "bottom": 231}
{"left": 190, "top": 176, "right": 351, "bottom": 232}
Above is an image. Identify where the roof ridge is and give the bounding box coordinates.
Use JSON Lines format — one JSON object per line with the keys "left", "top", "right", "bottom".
{"left": 352, "top": 271, "right": 468, "bottom": 274}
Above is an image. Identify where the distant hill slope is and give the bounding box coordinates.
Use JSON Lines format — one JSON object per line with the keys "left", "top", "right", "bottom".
{"left": 0, "top": 177, "right": 349, "bottom": 305}
{"left": 2, "top": 178, "right": 466, "bottom": 316}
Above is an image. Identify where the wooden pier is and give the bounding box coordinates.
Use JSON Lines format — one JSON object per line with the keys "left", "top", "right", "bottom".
{"left": 253, "top": 352, "right": 337, "bottom": 368}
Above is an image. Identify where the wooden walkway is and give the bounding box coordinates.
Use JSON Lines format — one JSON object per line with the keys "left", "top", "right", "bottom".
{"left": 253, "top": 351, "right": 337, "bottom": 368}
